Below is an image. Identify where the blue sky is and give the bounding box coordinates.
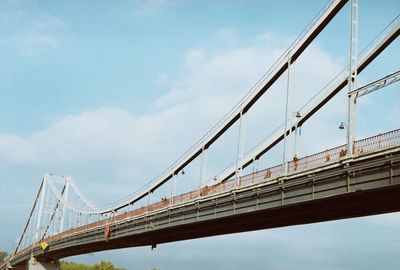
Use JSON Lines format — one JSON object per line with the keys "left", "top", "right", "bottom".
{"left": 1, "top": 0, "right": 400, "bottom": 269}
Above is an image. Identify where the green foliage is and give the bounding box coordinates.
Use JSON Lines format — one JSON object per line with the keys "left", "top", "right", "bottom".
{"left": 60, "top": 261, "right": 126, "bottom": 270}
{"left": 0, "top": 251, "right": 7, "bottom": 264}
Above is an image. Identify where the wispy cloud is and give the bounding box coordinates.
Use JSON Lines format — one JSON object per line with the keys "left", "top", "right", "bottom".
{"left": 216, "top": 28, "right": 237, "bottom": 43}
{"left": 0, "top": 3, "right": 68, "bottom": 56}
{"left": 155, "top": 73, "right": 170, "bottom": 85}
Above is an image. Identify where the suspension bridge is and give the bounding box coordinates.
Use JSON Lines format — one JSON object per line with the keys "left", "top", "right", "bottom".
{"left": 2, "top": 0, "right": 400, "bottom": 269}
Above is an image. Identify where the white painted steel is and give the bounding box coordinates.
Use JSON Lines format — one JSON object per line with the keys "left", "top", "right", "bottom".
{"left": 351, "top": 70, "right": 400, "bottom": 97}
{"left": 347, "top": 0, "right": 358, "bottom": 155}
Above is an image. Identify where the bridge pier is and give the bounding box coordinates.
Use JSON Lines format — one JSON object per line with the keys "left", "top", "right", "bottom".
{"left": 28, "top": 258, "right": 59, "bottom": 270}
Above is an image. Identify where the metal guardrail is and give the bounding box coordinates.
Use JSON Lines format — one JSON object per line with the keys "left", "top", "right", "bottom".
{"left": 135, "top": 128, "right": 400, "bottom": 208}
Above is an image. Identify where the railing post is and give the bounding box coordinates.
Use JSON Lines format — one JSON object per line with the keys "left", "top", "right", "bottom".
{"left": 347, "top": 0, "right": 358, "bottom": 156}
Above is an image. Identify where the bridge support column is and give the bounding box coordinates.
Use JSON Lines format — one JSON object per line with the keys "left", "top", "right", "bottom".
{"left": 235, "top": 110, "right": 245, "bottom": 187}
{"left": 282, "top": 58, "right": 293, "bottom": 175}
{"left": 35, "top": 176, "right": 47, "bottom": 241}
{"left": 28, "top": 258, "right": 59, "bottom": 270}
{"left": 347, "top": 0, "right": 358, "bottom": 155}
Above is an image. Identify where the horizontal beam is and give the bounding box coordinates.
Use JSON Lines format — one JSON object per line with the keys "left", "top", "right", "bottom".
{"left": 349, "top": 70, "right": 400, "bottom": 97}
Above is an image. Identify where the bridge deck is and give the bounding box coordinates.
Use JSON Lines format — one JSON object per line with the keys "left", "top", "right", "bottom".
{"left": 8, "top": 141, "right": 400, "bottom": 268}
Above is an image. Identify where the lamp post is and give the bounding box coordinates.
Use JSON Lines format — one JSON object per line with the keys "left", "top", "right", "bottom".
{"left": 293, "top": 111, "right": 302, "bottom": 159}
{"left": 339, "top": 122, "right": 350, "bottom": 154}
{"left": 339, "top": 121, "right": 347, "bottom": 130}
{"left": 347, "top": 0, "right": 358, "bottom": 155}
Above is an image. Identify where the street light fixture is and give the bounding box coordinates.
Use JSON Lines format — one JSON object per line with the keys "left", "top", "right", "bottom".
{"left": 339, "top": 121, "right": 347, "bottom": 130}
{"left": 339, "top": 122, "right": 350, "bottom": 156}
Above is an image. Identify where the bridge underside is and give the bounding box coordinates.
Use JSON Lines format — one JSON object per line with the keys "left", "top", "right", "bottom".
{"left": 57, "top": 182, "right": 400, "bottom": 254}
{"left": 11, "top": 147, "right": 400, "bottom": 269}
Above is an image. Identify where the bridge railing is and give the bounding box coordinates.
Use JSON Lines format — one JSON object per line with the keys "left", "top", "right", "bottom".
{"left": 285, "top": 128, "right": 400, "bottom": 176}
{"left": 354, "top": 129, "right": 400, "bottom": 154}
{"left": 238, "top": 164, "right": 283, "bottom": 186}
{"left": 196, "top": 128, "right": 400, "bottom": 197}
{"left": 16, "top": 129, "right": 400, "bottom": 259}
{"left": 287, "top": 144, "right": 345, "bottom": 174}
{"left": 64, "top": 128, "right": 400, "bottom": 229}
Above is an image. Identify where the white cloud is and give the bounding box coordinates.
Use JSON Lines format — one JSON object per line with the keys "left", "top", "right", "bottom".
{"left": 23, "top": 32, "right": 61, "bottom": 49}
{"left": 154, "top": 44, "right": 286, "bottom": 108}
{"left": 2, "top": 107, "right": 188, "bottom": 172}
{"left": 0, "top": 6, "right": 68, "bottom": 56}
{"left": 156, "top": 73, "right": 170, "bottom": 85}
{"left": 216, "top": 28, "right": 237, "bottom": 43}
{"left": 185, "top": 48, "right": 207, "bottom": 69}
